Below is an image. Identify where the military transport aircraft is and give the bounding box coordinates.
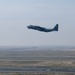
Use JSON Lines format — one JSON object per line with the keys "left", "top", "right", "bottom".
{"left": 27, "top": 24, "right": 59, "bottom": 32}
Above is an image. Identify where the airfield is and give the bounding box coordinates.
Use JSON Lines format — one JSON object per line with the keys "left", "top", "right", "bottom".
{"left": 0, "top": 46, "right": 75, "bottom": 75}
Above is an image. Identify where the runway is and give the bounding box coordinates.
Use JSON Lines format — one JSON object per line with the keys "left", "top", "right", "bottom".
{"left": 0, "top": 67, "right": 75, "bottom": 73}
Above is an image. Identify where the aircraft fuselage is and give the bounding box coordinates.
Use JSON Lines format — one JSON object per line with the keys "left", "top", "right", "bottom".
{"left": 27, "top": 24, "right": 58, "bottom": 32}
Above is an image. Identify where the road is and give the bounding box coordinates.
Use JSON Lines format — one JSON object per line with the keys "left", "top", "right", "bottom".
{"left": 0, "top": 67, "right": 75, "bottom": 73}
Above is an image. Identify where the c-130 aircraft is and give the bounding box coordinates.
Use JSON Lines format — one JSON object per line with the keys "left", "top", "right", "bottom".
{"left": 27, "top": 24, "right": 59, "bottom": 32}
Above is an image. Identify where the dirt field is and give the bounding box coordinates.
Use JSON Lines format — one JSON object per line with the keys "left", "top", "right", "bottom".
{"left": 0, "top": 47, "right": 75, "bottom": 75}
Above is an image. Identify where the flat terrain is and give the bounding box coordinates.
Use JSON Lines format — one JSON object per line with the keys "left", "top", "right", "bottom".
{"left": 0, "top": 47, "right": 75, "bottom": 75}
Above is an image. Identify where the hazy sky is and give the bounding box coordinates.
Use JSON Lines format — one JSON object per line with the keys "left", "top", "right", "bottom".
{"left": 0, "top": 0, "right": 75, "bottom": 46}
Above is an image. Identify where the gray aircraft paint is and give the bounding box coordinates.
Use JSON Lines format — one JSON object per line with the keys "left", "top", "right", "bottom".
{"left": 27, "top": 24, "right": 58, "bottom": 32}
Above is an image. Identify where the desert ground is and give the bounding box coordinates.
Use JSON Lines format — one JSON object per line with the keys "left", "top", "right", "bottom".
{"left": 0, "top": 47, "right": 75, "bottom": 75}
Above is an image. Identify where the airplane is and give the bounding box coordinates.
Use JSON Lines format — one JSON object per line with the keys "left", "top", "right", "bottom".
{"left": 27, "top": 24, "right": 59, "bottom": 32}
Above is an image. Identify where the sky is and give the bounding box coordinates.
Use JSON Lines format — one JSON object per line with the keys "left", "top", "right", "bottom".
{"left": 0, "top": 0, "right": 75, "bottom": 46}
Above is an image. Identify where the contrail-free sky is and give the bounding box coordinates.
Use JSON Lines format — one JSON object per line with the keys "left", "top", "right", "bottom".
{"left": 0, "top": 0, "right": 75, "bottom": 46}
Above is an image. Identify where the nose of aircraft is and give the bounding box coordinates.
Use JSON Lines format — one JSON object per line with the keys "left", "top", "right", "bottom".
{"left": 27, "top": 26, "right": 30, "bottom": 29}
{"left": 27, "top": 25, "right": 33, "bottom": 29}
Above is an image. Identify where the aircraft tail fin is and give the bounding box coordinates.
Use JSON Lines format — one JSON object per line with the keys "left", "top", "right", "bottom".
{"left": 53, "top": 24, "right": 59, "bottom": 31}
